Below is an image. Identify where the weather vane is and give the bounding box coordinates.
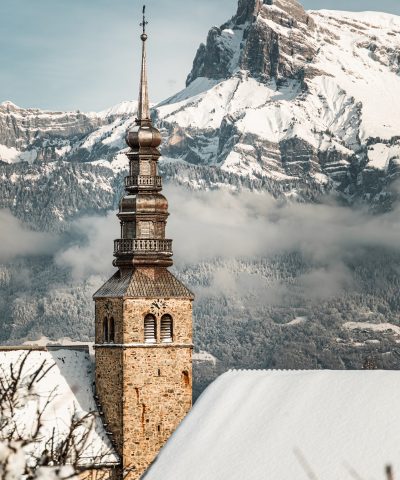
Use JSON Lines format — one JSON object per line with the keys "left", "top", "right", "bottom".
{"left": 140, "top": 5, "right": 148, "bottom": 36}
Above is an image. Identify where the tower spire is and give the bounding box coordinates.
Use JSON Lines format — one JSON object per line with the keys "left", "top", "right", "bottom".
{"left": 138, "top": 5, "right": 150, "bottom": 124}
{"left": 94, "top": 10, "right": 194, "bottom": 476}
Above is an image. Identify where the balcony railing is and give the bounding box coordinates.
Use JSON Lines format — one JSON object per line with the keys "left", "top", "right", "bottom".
{"left": 125, "top": 176, "right": 162, "bottom": 189}
{"left": 114, "top": 238, "right": 173, "bottom": 255}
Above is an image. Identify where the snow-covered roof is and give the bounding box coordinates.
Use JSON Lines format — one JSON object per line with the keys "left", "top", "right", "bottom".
{"left": 0, "top": 346, "right": 119, "bottom": 467}
{"left": 144, "top": 369, "right": 400, "bottom": 480}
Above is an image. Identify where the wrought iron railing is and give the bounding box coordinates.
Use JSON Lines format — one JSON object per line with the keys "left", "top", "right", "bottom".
{"left": 114, "top": 238, "right": 173, "bottom": 255}
{"left": 125, "top": 176, "right": 162, "bottom": 188}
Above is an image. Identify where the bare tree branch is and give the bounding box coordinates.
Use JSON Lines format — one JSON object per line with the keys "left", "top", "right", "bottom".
{"left": 0, "top": 352, "right": 117, "bottom": 480}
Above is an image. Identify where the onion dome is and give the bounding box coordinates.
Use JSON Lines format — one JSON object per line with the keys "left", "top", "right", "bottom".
{"left": 126, "top": 123, "right": 162, "bottom": 149}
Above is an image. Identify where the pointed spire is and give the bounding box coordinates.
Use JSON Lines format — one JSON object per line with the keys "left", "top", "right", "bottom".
{"left": 126, "top": 5, "right": 161, "bottom": 150}
{"left": 137, "top": 5, "right": 150, "bottom": 124}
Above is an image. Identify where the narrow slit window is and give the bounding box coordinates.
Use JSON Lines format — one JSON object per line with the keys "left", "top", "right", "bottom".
{"left": 109, "top": 317, "right": 115, "bottom": 343}
{"left": 144, "top": 315, "right": 156, "bottom": 344}
{"left": 103, "top": 318, "right": 109, "bottom": 343}
{"left": 160, "top": 315, "right": 173, "bottom": 343}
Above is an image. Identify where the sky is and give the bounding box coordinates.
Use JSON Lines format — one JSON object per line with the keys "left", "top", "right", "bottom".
{"left": 1, "top": 0, "right": 399, "bottom": 112}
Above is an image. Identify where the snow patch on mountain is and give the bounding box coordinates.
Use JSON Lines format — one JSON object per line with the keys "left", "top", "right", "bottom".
{"left": 0, "top": 145, "right": 21, "bottom": 164}
{"left": 344, "top": 321, "right": 400, "bottom": 336}
{"left": 96, "top": 100, "right": 138, "bottom": 119}
{"left": 0, "top": 145, "right": 38, "bottom": 164}
{"left": 367, "top": 144, "right": 400, "bottom": 171}
{"left": 311, "top": 9, "right": 400, "bottom": 141}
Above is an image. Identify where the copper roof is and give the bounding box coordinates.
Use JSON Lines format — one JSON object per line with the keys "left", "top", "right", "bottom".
{"left": 93, "top": 268, "right": 194, "bottom": 300}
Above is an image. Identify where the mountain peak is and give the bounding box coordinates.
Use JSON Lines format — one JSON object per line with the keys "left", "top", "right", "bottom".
{"left": 234, "top": 0, "right": 259, "bottom": 25}
{"left": 0, "top": 101, "right": 21, "bottom": 110}
{"left": 234, "top": 0, "right": 310, "bottom": 26}
{"left": 186, "top": 0, "right": 316, "bottom": 87}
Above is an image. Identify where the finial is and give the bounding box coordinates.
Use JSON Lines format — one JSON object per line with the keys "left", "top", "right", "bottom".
{"left": 136, "top": 4, "right": 150, "bottom": 124}
{"left": 140, "top": 5, "right": 148, "bottom": 41}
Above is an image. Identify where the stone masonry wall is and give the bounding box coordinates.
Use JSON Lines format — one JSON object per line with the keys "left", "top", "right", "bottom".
{"left": 121, "top": 297, "right": 193, "bottom": 479}
{"left": 122, "top": 346, "right": 192, "bottom": 479}
{"left": 122, "top": 298, "right": 192, "bottom": 344}
{"left": 95, "top": 298, "right": 125, "bottom": 451}
{"left": 95, "top": 296, "right": 193, "bottom": 480}
{"left": 95, "top": 298, "right": 124, "bottom": 344}
{"left": 95, "top": 347, "right": 124, "bottom": 452}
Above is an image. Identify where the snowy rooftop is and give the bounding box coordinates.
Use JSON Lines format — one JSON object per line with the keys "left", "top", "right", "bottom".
{"left": 0, "top": 346, "right": 118, "bottom": 467}
{"left": 144, "top": 369, "right": 400, "bottom": 480}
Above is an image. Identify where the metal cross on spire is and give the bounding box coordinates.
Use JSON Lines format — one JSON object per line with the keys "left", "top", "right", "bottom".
{"left": 140, "top": 5, "right": 148, "bottom": 36}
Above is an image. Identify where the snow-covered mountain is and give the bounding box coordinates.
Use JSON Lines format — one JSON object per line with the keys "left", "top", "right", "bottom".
{"left": 1, "top": 0, "right": 400, "bottom": 213}
{"left": 0, "top": 100, "right": 138, "bottom": 165}
{"left": 157, "top": 0, "right": 400, "bottom": 204}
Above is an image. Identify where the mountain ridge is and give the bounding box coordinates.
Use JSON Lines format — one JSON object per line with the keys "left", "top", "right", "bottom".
{"left": 4, "top": 2, "right": 399, "bottom": 206}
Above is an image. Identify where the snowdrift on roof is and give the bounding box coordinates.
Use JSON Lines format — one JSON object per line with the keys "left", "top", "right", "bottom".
{"left": 144, "top": 369, "right": 400, "bottom": 480}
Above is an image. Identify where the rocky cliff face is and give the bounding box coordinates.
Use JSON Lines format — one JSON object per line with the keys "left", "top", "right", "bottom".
{"left": 0, "top": 101, "right": 104, "bottom": 163}
{"left": 187, "top": 0, "right": 318, "bottom": 86}
{"left": 156, "top": 1, "right": 400, "bottom": 208}
{"left": 0, "top": 100, "right": 138, "bottom": 165}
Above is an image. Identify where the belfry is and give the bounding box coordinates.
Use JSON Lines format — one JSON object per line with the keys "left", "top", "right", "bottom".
{"left": 93, "top": 7, "right": 194, "bottom": 479}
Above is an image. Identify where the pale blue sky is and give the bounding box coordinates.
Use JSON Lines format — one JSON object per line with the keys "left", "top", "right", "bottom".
{"left": 1, "top": 0, "right": 399, "bottom": 112}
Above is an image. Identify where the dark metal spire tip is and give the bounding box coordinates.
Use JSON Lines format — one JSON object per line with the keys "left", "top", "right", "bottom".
{"left": 140, "top": 4, "right": 148, "bottom": 37}
{"left": 137, "top": 4, "right": 150, "bottom": 123}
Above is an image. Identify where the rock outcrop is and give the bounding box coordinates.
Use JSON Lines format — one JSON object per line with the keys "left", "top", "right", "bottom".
{"left": 187, "top": 0, "right": 318, "bottom": 86}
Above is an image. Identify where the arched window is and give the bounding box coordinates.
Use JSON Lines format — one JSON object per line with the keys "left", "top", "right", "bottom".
{"left": 103, "top": 318, "right": 109, "bottom": 343}
{"left": 144, "top": 315, "right": 156, "bottom": 344}
{"left": 160, "top": 315, "right": 173, "bottom": 343}
{"left": 109, "top": 317, "right": 115, "bottom": 343}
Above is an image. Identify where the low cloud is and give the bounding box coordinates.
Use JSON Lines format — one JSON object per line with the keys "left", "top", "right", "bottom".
{"left": 295, "top": 264, "right": 355, "bottom": 301}
{"left": 166, "top": 186, "right": 400, "bottom": 265}
{"left": 0, "top": 210, "right": 58, "bottom": 261}
{"left": 55, "top": 212, "right": 116, "bottom": 280}
{"left": 53, "top": 185, "right": 400, "bottom": 302}
{"left": 166, "top": 186, "right": 400, "bottom": 302}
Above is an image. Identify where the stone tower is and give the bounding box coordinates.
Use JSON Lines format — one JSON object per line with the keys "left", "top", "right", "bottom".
{"left": 93, "top": 8, "right": 194, "bottom": 479}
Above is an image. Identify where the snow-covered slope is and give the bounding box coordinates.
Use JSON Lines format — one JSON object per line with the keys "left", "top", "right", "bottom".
{"left": 0, "top": 100, "right": 137, "bottom": 165}
{"left": 144, "top": 369, "right": 400, "bottom": 480}
{"left": 96, "top": 100, "right": 138, "bottom": 119}
{"left": 155, "top": 1, "right": 400, "bottom": 202}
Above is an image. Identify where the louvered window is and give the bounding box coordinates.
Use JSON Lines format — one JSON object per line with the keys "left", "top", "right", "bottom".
{"left": 109, "top": 317, "right": 115, "bottom": 343}
{"left": 160, "top": 315, "right": 173, "bottom": 343}
{"left": 140, "top": 221, "right": 154, "bottom": 239}
{"left": 124, "top": 222, "right": 135, "bottom": 239}
{"left": 141, "top": 161, "right": 151, "bottom": 175}
{"left": 103, "top": 318, "right": 109, "bottom": 343}
{"left": 144, "top": 315, "right": 156, "bottom": 344}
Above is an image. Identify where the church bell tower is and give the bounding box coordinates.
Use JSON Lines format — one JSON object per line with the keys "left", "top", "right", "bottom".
{"left": 93, "top": 7, "right": 194, "bottom": 479}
